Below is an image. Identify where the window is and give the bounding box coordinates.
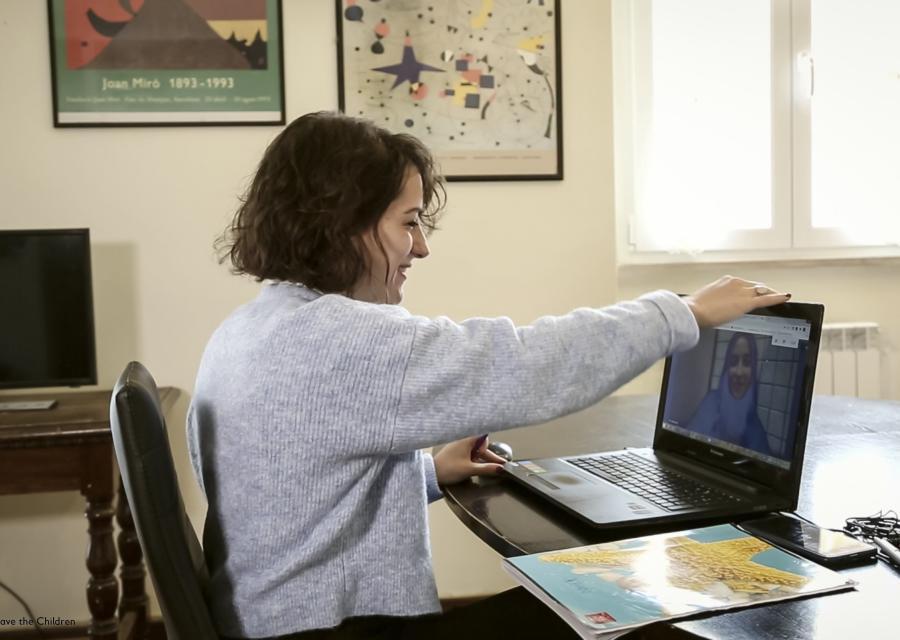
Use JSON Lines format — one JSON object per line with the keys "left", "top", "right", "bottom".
{"left": 613, "top": 0, "right": 900, "bottom": 262}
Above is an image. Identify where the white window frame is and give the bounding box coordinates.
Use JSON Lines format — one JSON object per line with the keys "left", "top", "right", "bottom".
{"left": 613, "top": 0, "right": 900, "bottom": 265}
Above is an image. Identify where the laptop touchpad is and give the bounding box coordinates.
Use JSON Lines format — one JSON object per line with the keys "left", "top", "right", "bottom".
{"left": 545, "top": 472, "right": 590, "bottom": 486}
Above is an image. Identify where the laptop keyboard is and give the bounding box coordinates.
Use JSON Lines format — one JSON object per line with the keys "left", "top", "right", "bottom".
{"left": 568, "top": 451, "right": 742, "bottom": 511}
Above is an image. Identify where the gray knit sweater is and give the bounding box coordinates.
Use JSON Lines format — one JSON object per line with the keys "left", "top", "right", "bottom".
{"left": 187, "top": 282, "right": 699, "bottom": 638}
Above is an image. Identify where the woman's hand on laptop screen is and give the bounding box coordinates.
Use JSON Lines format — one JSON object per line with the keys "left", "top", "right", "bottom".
{"left": 685, "top": 276, "right": 791, "bottom": 328}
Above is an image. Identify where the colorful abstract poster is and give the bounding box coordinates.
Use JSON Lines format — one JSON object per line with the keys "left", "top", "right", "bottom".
{"left": 337, "top": 0, "right": 563, "bottom": 180}
{"left": 48, "top": 0, "right": 285, "bottom": 126}
{"left": 504, "top": 524, "right": 855, "bottom": 638}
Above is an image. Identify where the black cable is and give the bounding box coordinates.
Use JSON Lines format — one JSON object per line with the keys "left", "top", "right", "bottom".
{"left": 844, "top": 510, "right": 899, "bottom": 542}
{"left": 0, "top": 579, "right": 45, "bottom": 638}
{"left": 844, "top": 510, "right": 900, "bottom": 567}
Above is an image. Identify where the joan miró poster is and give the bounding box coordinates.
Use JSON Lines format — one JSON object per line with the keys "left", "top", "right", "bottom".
{"left": 337, "top": 0, "right": 563, "bottom": 181}
{"left": 47, "top": 0, "right": 285, "bottom": 126}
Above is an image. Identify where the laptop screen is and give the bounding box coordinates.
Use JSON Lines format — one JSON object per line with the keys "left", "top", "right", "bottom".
{"left": 659, "top": 314, "right": 812, "bottom": 470}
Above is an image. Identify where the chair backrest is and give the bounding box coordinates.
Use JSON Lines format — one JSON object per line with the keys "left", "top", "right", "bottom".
{"left": 110, "top": 361, "right": 219, "bottom": 640}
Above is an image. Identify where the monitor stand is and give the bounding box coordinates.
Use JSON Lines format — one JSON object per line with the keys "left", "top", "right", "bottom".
{"left": 0, "top": 400, "right": 57, "bottom": 411}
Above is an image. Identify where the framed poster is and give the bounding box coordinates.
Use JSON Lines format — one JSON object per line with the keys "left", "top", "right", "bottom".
{"left": 337, "top": 0, "right": 563, "bottom": 181}
{"left": 47, "top": 0, "right": 285, "bottom": 127}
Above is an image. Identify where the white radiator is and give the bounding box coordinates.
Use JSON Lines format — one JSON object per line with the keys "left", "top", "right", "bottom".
{"left": 813, "top": 322, "right": 881, "bottom": 399}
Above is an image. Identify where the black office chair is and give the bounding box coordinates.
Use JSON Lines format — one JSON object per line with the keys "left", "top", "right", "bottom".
{"left": 110, "top": 361, "right": 219, "bottom": 640}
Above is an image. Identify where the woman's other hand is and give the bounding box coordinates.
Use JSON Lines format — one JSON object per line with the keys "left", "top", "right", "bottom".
{"left": 685, "top": 276, "right": 791, "bottom": 328}
{"left": 433, "top": 435, "right": 506, "bottom": 485}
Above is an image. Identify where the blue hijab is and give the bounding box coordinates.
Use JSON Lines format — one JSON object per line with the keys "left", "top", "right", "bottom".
{"left": 689, "top": 333, "right": 771, "bottom": 455}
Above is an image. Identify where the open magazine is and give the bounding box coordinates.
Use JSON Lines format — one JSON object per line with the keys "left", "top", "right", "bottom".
{"left": 503, "top": 523, "right": 856, "bottom": 639}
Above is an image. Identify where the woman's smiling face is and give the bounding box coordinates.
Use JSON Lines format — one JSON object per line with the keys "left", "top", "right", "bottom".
{"left": 351, "top": 167, "right": 430, "bottom": 304}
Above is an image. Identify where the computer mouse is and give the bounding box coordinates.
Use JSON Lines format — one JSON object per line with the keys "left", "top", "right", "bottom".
{"left": 487, "top": 441, "right": 514, "bottom": 462}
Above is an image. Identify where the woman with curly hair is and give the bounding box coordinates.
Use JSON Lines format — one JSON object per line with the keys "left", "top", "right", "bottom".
{"left": 188, "top": 111, "right": 789, "bottom": 639}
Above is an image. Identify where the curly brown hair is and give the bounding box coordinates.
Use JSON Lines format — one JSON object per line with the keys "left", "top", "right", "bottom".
{"left": 217, "top": 111, "right": 445, "bottom": 293}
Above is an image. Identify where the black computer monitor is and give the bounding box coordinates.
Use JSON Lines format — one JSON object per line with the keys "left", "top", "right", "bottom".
{"left": 0, "top": 228, "right": 97, "bottom": 390}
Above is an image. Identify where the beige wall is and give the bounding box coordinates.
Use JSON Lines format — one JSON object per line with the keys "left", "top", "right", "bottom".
{"left": 1, "top": 0, "right": 898, "bottom": 625}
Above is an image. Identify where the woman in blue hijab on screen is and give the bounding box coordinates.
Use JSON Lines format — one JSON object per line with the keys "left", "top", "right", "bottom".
{"left": 688, "top": 332, "right": 772, "bottom": 455}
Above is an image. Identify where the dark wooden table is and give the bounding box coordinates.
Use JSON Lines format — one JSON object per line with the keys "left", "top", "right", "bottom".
{"left": 0, "top": 388, "right": 178, "bottom": 640}
{"left": 444, "top": 395, "right": 900, "bottom": 639}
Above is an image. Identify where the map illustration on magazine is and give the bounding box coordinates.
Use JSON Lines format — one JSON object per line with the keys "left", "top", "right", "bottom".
{"left": 504, "top": 524, "right": 855, "bottom": 638}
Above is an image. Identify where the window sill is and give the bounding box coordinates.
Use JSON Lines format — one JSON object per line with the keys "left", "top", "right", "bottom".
{"left": 617, "top": 245, "right": 900, "bottom": 268}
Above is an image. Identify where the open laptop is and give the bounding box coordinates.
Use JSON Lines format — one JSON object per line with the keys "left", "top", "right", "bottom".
{"left": 504, "top": 302, "right": 824, "bottom": 530}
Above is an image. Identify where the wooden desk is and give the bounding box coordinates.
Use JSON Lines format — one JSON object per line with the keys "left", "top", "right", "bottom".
{"left": 0, "top": 388, "right": 179, "bottom": 640}
{"left": 444, "top": 395, "right": 900, "bottom": 639}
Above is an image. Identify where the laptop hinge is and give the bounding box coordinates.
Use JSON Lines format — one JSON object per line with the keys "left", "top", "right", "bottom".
{"left": 655, "top": 450, "right": 772, "bottom": 496}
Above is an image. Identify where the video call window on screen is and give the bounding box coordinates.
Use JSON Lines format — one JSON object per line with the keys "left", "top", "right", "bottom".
{"left": 662, "top": 315, "right": 811, "bottom": 469}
